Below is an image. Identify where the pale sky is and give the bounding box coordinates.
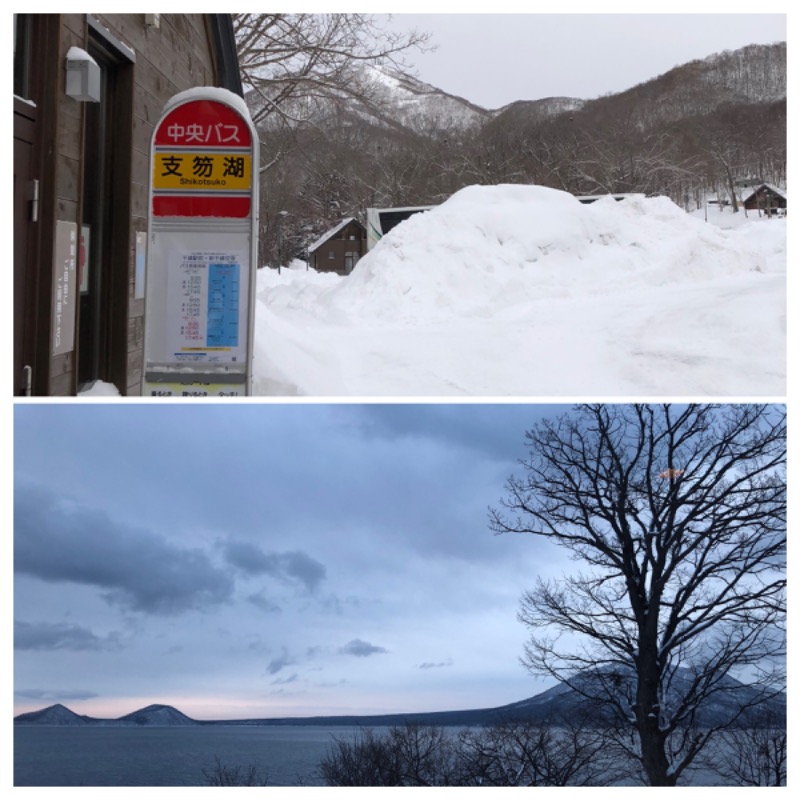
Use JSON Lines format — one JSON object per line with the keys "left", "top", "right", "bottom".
{"left": 386, "top": 12, "right": 787, "bottom": 109}
{"left": 14, "top": 403, "right": 572, "bottom": 721}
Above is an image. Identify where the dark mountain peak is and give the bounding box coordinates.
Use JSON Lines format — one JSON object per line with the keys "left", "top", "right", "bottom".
{"left": 491, "top": 96, "right": 584, "bottom": 127}
{"left": 577, "top": 41, "right": 786, "bottom": 128}
{"left": 14, "top": 703, "right": 91, "bottom": 725}
{"left": 117, "top": 704, "right": 198, "bottom": 726}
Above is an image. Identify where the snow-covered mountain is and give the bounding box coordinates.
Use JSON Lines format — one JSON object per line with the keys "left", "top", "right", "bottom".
{"left": 15, "top": 703, "right": 199, "bottom": 727}
{"left": 245, "top": 62, "right": 582, "bottom": 137}
{"left": 500, "top": 666, "right": 785, "bottom": 729}
{"left": 359, "top": 63, "right": 492, "bottom": 131}
{"left": 14, "top": 703, "right": 92, "bottom": 726}
{"left": 245, "top": 62, "right": 495, "bottom": 135}
{"left": 116, "top": 704, "right": 199, "bottom": 726}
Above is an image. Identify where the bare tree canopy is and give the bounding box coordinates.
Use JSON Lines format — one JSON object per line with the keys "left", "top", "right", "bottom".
{"left": 318, "top": 721, "right": 620, "bottom": 786}
{"left": 234, "top": 14, "right": 432, "bottom": 127}
{"left": 489, "top": 404, "right": 786, "bottom": 786}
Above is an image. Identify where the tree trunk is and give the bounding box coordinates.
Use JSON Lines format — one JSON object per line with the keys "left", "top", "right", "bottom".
{"left": 636, "top": 648, "right": 675, "bottom": 785}
{"left": 639, "top": 720, "right": 674, "bottom": 786}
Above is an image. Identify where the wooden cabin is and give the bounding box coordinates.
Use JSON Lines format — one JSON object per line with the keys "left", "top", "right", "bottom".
{"left": 742, "top": 184, "right": 787, "bottom": 216}
{"left": 308, "top": 218, "right": 367, "bottom": 275}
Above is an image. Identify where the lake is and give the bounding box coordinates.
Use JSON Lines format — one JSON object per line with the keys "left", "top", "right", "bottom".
{"left": 14, "top": 724, "right": 771, "bottom": 786}
{"left": 14, "top": 725, "right": 368, "bottom": 786}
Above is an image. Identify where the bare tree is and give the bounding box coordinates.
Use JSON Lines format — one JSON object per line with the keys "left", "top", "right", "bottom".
{"left": 711, "top": 710, "right": 787, "bottom": 786}
{"left": 319, "top": 724, "right": 457, "bottom": 786}
{"left": 489, "top": 404, "right": 786, "bottom": 786}
{"left": 234, "top": 14, "right": 431, "bottom": 129}
{"left": 319, "top": 720, "right": 619, "bottom": 787}
{"left": 201, "top": 755, "right": 269, "bottom": 786}
{"left": 455, "top": 718, "right": 621, "bottom": 786}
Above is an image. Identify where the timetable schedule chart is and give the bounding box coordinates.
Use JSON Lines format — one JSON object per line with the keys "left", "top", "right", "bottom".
{"left": 167, "top": 251, "right": 244, "bottom": 364}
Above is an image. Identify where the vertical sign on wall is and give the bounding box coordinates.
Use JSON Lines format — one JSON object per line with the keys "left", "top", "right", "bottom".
{"left": 142, "top": 88, "right": 259, "bottom": 396}
{"left": 52, "top": 220, "right": 78, "bottom": 356}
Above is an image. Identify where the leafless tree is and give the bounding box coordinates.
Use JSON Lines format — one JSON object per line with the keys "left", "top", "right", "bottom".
{"left": 319, "top": 720, "right": 622, "bottom": 786}
{"left": 455, "top": 718, "right": 622, "bottom": 786}
{"left": 234, "top": 14, "right": 431, "bottom": 130}
{"left": 711, "top": 710, "right": 787, "bottom": 786}
{"left": 201, "top": 755, "right": 269, "bottom": 786}
{"left": 489, "top": 405, "right": 786, "bottom": 786}
{"left": 319, "top": 724, "right": 457, "bottom": 786}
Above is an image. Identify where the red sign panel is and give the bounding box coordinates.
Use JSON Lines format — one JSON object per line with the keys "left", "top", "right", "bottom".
{"left": 152, "top": 99, "right": 254, "bottom": 218}
{"left": 152, "top": 195, "right": 251, "bottom": 218}
{"left": 154, "top": 100, "right": 252, "bottom": 148}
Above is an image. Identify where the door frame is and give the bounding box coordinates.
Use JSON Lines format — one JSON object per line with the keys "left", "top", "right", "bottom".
{"left": 76, "top": 17, "right": 135, "bottom": 393}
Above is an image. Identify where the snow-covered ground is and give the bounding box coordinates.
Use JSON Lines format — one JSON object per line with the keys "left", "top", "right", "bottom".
{"left": 78, "top": 184, "right": 785, "bottom": 398}
{"left": 252, "top": 185, "right": 785, "bottom": 397}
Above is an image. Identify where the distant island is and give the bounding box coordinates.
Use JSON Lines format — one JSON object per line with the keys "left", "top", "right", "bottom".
{"left": 14, "top": 668, "right": 783, "bottom": 729}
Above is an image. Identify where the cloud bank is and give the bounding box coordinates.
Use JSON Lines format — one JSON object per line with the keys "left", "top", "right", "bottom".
{"left": 14, "top": 482, "right": 233, "bottom": 614}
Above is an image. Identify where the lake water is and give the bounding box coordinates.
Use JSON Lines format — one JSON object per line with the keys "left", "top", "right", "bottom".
{"left": 14, "top": 725, "right": 368, "bottom": 786}
{"left": 14, "top": 725, "right": 770, "bottom": 786}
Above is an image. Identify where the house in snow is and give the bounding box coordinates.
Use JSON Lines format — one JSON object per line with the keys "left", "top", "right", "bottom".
{"left": 13, "top": 14, "right": 242, "bottom": 396}
{"left": 308, "top": 218, "right": 367, "bottom": 275}
{"left": 742, "top": 184, "right": 787, "bottom": 216}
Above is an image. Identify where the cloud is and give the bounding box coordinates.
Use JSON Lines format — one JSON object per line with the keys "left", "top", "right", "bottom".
{"left": 220, "top": 540, "right": 326, "bottom": 593}
{"left": 266, "top": 649, "right": 294, "bottom": 675}
{"left": 418, "top": 659, "right": 453, "bottom": 670}
{"left": 14, "top": 688, "right": 99, "bottom": 702}
{"left": 339, "top": 638, "right": 388, "bottom": 657}
{"left": 247, "top": 591, "right": 282, "bottom": 613}
{"left": 270, "top": 673, "right": 299, "bottom": 686}
{"left": 14, "top": 482, "right": 233, "bottom": 615}
{"left": 14, "top": 619, "right": 123, "bottom": 651}
{"left": 345, "top": 404, "right": 555, "bottom": 462}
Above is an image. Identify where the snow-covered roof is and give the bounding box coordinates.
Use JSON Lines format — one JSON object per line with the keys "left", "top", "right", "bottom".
{"left": 308, "top": 217, "right": 363, "bottom": 254}
{"left": 743, "top": 183, "right": 787, "bottom": 201}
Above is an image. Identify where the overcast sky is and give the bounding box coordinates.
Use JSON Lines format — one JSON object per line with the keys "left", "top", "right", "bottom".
{"left": 386, "top": 12, "right": 787, "bottom": 109}
{"left": 13, "top": 403, "right": 581, "bottom": 721}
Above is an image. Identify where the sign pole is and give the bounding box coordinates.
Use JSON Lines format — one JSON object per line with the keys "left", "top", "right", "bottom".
{"left": 142, "top": 88, "right": 259, "bottom": 397}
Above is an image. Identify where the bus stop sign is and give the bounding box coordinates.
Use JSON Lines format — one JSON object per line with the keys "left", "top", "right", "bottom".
{"left": 142, "top": 88, "right": 259, "bottom": 396}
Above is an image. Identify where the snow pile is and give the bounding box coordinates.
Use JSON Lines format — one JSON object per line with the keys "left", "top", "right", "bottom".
{"left": 252, "top": 185, "right": 784, "bottom": 396}
{"left": 79, "top": 380, "right": 121, "bottom": 397}
{"left": 325, "top": 186, "right": 770, "bottom": 324}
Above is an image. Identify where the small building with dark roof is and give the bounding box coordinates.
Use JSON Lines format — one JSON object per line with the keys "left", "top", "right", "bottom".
{"left": 742, "top": 184, "right": 787, "bottom": 215}
{"left": 308, "top": 218, "right": 367, "bottom": 275}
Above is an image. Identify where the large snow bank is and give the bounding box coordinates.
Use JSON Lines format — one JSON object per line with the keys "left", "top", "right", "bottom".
{"left": 327, "top": 186, "right": 771, "bottom": 323}
{"left": 253, "top": 185, "right": 784, "bottom": 396}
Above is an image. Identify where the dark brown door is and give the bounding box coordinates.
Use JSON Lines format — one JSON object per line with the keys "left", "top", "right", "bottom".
{"left": 14, "top": 102, "right": 37, "bottom": 395}
{"left": 77, "top": 26, "right": 133, "bottom": 392}
{"left": 77, "top": 62, "right": 109, "bottom": 387}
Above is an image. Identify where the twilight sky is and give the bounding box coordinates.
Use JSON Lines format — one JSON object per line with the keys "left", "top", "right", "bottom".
{"left": 14, "top": 403, "right": 577, "bottom": 721}
{"left": 386, "top": 11, "right": 787, "bottom": 109}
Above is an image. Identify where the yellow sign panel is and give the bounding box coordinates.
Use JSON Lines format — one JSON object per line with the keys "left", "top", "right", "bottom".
{"left": 153, "top": 152, "right": 252, "bottom": 191}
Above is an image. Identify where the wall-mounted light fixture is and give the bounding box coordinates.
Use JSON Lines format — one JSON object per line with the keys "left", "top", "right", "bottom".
{"left": 65, "top": 46, "right": 101, "bottom": 102}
